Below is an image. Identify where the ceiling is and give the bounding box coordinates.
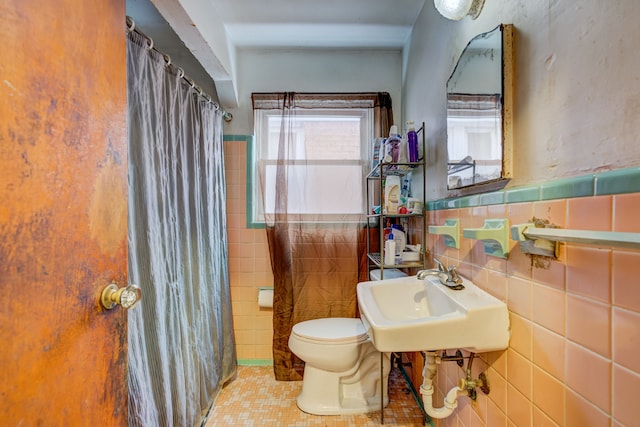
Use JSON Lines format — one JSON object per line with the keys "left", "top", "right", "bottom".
{"left": 217, "top": 0, "right": 426, "bottom": 49}
{"left": 127, "top": 0, "right": 426, "bottom": 107}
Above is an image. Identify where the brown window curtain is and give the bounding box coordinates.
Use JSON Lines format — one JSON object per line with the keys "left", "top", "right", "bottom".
{"left": 447, "top": 93, "right": 501, "bottom": 118}
{"left": 252, "top": 92, "right": 393, "bottom": 381}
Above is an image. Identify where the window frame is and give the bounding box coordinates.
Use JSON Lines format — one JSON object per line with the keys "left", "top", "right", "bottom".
{"left": 252, "top": 107, "right": 374, "bottom": 225}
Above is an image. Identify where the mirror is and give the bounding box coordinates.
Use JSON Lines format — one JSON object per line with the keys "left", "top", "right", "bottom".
{"left": 446, "top": 24, "right": 513, "bottom": 191}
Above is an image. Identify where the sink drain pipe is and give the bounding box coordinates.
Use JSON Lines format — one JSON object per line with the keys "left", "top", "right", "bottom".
{"left": 419, "top": 351, "right": 467, "bottom": 419}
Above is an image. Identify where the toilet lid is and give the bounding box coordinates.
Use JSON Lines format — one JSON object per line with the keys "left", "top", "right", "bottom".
{"left": 291, "top": 318, "right": 368, "bottom": 344}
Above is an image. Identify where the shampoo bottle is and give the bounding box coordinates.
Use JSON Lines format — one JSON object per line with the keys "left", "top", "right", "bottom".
{"left": 384, "top": 175, "right": 401, "bottom": 214}
{"left": 384, "top": 231, "right": 396, "bottom": 265}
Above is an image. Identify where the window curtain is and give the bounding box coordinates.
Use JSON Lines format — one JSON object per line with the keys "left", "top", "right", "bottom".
{"left": 252, "top": 92, "right": 393, "bottom": 381}
{"left": 127, "top": 29, "right": 236, "bottom": 426}
{"left": 447, "top": 93, "right": 501, "bottom": 118}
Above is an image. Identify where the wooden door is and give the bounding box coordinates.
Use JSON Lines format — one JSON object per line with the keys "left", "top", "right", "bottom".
{"left": 0, "top": 0, "right": 129, "bottom": 425}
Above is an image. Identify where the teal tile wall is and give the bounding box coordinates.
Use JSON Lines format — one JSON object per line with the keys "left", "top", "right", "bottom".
{"left": 428, "top": 166, "right": 640, "bottom": 211}
{"left": 237, "top": 359, "right": 273, "bottom": 366}
{"left": 595, "top": 167, "right": 640, "bottom": 195}
{"left": 540, "top": 175, "right": 594, "bottom": 200}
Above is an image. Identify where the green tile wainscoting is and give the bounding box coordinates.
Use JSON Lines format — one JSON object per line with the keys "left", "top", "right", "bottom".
{"left": 427, "top": 166, "right": 640, "bottom": 211}
{"left": 237, "top": 359, "right": 274, "bottom": 367}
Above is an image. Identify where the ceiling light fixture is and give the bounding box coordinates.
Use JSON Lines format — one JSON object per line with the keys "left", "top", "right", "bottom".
{"left": 434, "top": 0, "right": 485, "bottom": 20}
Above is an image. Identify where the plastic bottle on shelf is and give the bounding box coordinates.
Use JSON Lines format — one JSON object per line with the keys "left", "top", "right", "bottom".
{"left": 383, "top": 125, "right": 402, "bottom": 163}
{"left": 398, "top": 134, "right": 409, "bottom": 164}
{"left": 391, "top": 223, "right": 405, "bottom": 255}
{"left": 406, "top": 120, "right": 419, "bottom": 163}
{"left": 384, "top": 175, "right": 401, "bottom": 214}
{"left": 401, "top": 174, "right": 411, "bottom": 198}
{"left": 383, "top": 218, "right": 392, "bottom": 240}
{"left": 384, "top": 231, "right": 396, "bottom": 265}
{"left": 377, "top": 137, "right": 387, "bottom": 166}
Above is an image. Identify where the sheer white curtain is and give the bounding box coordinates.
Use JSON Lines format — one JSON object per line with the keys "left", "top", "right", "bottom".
{"left": 252, "top": 93, "right": 393, "bottom": 380}
{"left": 126, "top": 29, "right": 236, "bottom": 426}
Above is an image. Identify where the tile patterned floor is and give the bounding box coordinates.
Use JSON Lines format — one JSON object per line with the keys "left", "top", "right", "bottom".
{"left": 205, "top": 366, "right": 426, "bottom": 427}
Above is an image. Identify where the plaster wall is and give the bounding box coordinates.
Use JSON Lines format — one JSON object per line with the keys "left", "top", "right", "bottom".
{"left": 404, "top": 0, "right": 640, "bottom": 200}
{"left": 126, "top": 0, "right": 219, "bottom": 99}
{"left": 224, "top": 48, "right": 403, "bottom": 135}
{"left": 223, "top": 48, "right": 402, "bottom": 361}
{"left": 403, "top": 2, "right": 640, "bottom": 426}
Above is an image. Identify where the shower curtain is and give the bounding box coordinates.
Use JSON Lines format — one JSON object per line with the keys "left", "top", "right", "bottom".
{"left": 253, "top": 93, "right": 393, "bottom": 380}
{"left": 126, "top": 29, "right": 236, "bottom": 426}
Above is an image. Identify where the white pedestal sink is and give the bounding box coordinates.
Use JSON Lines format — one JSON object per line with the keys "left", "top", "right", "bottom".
{"left": 356, "top": 274, "right": 510, "bottom": 353}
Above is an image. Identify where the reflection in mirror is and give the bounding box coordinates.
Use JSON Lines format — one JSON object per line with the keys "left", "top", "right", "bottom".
{"left": 446, "top": 24, "right": 513, "bottom": 191}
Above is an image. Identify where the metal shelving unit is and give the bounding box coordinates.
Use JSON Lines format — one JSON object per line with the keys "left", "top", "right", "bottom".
{"left": 365, "top": 122, "right": 428, "bottom": 280}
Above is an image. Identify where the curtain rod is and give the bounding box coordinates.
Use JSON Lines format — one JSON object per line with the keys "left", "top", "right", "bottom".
{"left": 126, "top": 16, "right": 232, "bottom": 122}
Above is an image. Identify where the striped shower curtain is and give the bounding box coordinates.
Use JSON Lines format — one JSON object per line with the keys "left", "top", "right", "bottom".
{"left": 126, "top": 27, "right": 236, "bottom": 427}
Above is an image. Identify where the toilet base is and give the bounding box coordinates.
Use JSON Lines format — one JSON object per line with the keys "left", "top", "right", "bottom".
{"left": 296, "top": 344, "right": 390, "bottom": 415}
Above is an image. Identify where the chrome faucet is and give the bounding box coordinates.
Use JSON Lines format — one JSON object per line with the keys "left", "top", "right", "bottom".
{"left": 417, "top": 258, "right": 465, "bottom": 290}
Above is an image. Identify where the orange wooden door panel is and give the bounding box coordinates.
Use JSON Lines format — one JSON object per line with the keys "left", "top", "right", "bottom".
{"left": 0, "top": 0, "right": 128, "bottom": 425}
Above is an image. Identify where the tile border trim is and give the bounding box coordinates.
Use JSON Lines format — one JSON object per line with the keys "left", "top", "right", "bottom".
{"left": 223, "top": 134, "right": 263, "bottom": 229}
{"left": 427, "top": 166, "right": 640, "bottom": 211}
{"left": 237, "top": 359, "right": 274, "bottom": 366}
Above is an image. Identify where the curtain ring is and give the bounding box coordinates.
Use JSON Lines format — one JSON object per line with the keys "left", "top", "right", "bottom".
{"left": 126, "top": 16, "right": 135, "bottom": 34}
{"left": 177, "top": 67, "right": 185, "bottom": 79}
{"left": 146, "top": 37, "right": 154, "bottom": 51}
{"left": 163, "top": 53, "right": 172, "bottom": 67}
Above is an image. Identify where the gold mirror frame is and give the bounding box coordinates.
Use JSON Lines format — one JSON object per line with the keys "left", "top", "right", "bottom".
{"left": 445, "top": 24, "right": 514, "bottom": 197}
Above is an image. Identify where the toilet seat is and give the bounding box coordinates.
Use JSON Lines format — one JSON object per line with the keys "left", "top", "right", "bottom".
{"left": 291, "top": 318, "right": 368, "bottom": 345}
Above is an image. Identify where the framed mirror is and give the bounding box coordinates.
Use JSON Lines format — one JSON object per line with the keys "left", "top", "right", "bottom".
{"left": 446, "top": 24, "right": 514, "bottom": 192}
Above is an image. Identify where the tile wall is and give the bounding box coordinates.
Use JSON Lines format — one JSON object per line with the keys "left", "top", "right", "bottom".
{"left": 225, "top": 136, "right": 640, "bottom": 425}
{"left": 224, "top": 137, "right": 274, "bottom": 362}
{"left": 426, "top": 188, "right": 640, "bottom": 426}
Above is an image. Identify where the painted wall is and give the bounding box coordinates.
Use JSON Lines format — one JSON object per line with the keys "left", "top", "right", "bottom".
{"left": 126, "top": 0, "right": 219, "bottom": 100}
{"left": 404, "top": 0, "right": 640, "bottom": 200}
{"left": 224, "top": 48, "right": 403, "bottom": 134}
{"left": 403, "top": 2, "right": 640, "bottom": 426}
{"left": 222, "top": 47, "right": 403, "bottom": 361}
{"left": 223, "top": 2, "right": 640, "bottom": 424}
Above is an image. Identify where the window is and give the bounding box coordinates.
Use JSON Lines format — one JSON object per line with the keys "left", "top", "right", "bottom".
{"left": 252, "top": 104, "right": 374, "bottom": 224}
{"left": 446, "top": 94, "right": 502, "bottom": 187}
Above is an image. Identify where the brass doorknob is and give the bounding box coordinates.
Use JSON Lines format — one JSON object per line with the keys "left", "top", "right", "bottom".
{"left": 100, "top": 283, "right": 142, "bottom": 310}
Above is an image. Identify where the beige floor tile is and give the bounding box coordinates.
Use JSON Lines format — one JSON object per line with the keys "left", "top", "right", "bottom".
{"left": 206, "top": 365, "right": 426, "bottom": 426}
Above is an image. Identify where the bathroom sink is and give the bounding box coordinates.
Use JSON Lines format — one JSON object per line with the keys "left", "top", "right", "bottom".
{"left": 356, "top": 274, "right": 510, "bottom": 353}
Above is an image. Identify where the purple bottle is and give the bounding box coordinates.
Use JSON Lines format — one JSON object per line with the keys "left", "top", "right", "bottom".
{"left": 406, "top": 120, "right": 419, "bottom": 163}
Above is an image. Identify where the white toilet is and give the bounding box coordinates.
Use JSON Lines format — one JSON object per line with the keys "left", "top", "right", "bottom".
{"left": 288, "top": 317, "right": 390, "bottom": 415}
